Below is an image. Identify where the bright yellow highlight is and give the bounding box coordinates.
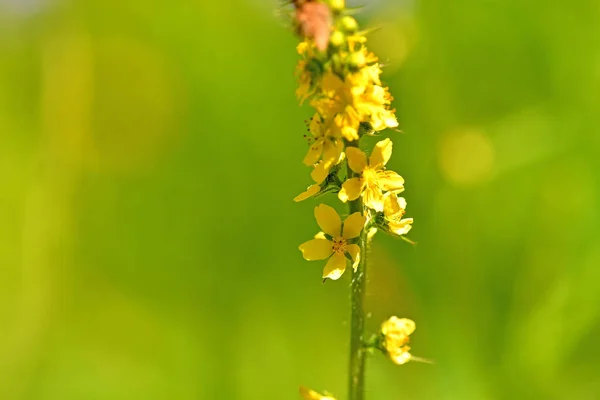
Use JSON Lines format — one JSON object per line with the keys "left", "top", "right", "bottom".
{"left": 299, "top": 386, "right": 336, "bottom": 400}
{"left": 383, "top": 192, "right": 413, "bottom": 235}
{"left": 299, "top": 204, "right": 365, "bottom": 280}
{"left": 338, "top": 138, "right": 405, "bottom": 211}
{"left": 439, "top": 128, "right": 495, "bottom": 186}
{"left": 381, "top": 316, "right": 415, "bottom": 365}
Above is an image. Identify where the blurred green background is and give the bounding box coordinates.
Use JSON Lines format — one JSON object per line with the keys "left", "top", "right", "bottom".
{"left": 1, "top": 0, "right": 599, "bottom": 399}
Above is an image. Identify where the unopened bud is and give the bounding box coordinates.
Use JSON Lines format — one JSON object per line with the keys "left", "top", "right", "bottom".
{"left": 328, "top": 0, "right": 345, "bottom": 13}
{"left": 329, "top": 30, "right": 345, "bottom": 48}
{"left": 339, "top": 16, "right": 358, "bottom": 33}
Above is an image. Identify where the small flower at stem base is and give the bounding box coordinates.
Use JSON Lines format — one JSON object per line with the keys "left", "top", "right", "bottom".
{"left": 380, "top": 316, "right": 416, "bottom": 365}
{"left": 299, "top": 386, "right": 336, "bottom": 400}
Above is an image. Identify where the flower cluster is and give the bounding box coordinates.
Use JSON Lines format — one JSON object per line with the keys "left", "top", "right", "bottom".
{"left": 290, "top": 0, "right": 421, "bottom": 397}
{"left": 380, "top": 316, "right": 416, "bottom": 365}
{"left": 294, "top": 0, "right": 413, "bottom": 280}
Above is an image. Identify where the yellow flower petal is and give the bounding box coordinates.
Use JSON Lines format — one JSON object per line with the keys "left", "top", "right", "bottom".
{"left": 382, "top": 316, "right": 416, "bottom": 337}
{"left": 296, "top": 83, "right": 311, "bottom": 104}
{"left": 299, "top": 386, "right": 336, "bottom": 400}
{"left": 314, "top": 204, "right": 342, "bottom": 237}
{"left": 311, "top": 162, "right": 329, "bottom": 184}
{"left": 322, "top": 138, "right": 343, "bottom": 168}
{"left": 296, "top": 42, "right": 309, "bottom": 55}
{"left": 378, "top": 170, "right": 405, "bottom": 192}
{"left": 369, "top": 138, "right": 393, "bottom": 169}
{"left": 359, "top": 64, "right": 382, "bottom": 86}
{"left": 389, "top": 218, "right": 413, "bottom": 236}
{"left": 338, "top": 177, "right": 364, "bottom": 203}
{"left": 335, "top": 107, "right": 361, "bottom": 141}
{"left": 341, "top": 124, "right": 359, "bottom": 142}
{"left": 370, "top": 110, "right": 398, "bottom": 131}
{"left": 363, "top": 185, "right": 384, "bottom": 212}
{"left": 383, "top": 111, "right": 399, "bottom": 129}
{"left": 321, "top": 71, "right": 344, "bottom": 95}
{"left": 368, "top": 85, "right": 387, "bottom": 104}
{"left": 303, "top": 139, "right": 324, "bottom": 166}
{"left": 299, "top": 238, "right": 333, "bottom": 260}
{"left": 389, "top": 348, "right": 412, "bottom": 365}
{"left": 346, "top": 243, "right": 361, "bottom": 271}
{"left": 342, "top": 212, "right": 366, "bottom": 239}
{"left": 383, "top": 192, "right": 406, "bottom": 218}
{"left": 323, "top": 252, "right": 347, "bottom": 280}
{"left": 294, "top": 184, "right": 321, "bottom": 202}
{"left": 309, "top": 113, "right": 325, "bottom": 137}
{"left": 314, "top": 231, "right": 327, "bottom": 239}
{"left": 345, "top": 147, "right": 367, "bottom": 174}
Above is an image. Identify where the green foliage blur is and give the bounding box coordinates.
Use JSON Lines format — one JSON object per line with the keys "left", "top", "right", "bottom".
{"left": 1, "top": 0, "right": 599, "bottom": 399}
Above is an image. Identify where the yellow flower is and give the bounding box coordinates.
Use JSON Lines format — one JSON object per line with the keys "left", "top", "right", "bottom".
{"left": 381, "top": 316, "right": 415, "bottom": 365}
{"left": 354, "top": 85, "right": 398, "bottom": 132}
{"left": 295, "top": 152, "right": 345, "bottom": 202}
{"left": 297, "top": 41, "right": 311, "bottom": 55}
{"left": 315, "top": 71, "right": 364, "bottom": 141}
{"left": 383, "top": 192, "right": 413, "bottom": 235}
{"left": 296, "top": 60, "right": 314, "bottom": 104}
{"left": 299, "top": 386, "right": 336, "bottom": 400}
{"left": 313, "top": 69, "right": 397, "bottom": 141}
{"left": 294, "top": 184, "right": 321, "bottom": 202}
{"left": 338, "top": 138, "right": 405, "bottom": 211}
{"left": 353, "top": 63, "right": 381, "bottom": 86}
{"left": 294, "top": 161, "right": 328, "bottom": 202}
{"left": 303, "top": 113, "right": 344, "bottom": 168}
{"left": 299, "top": 204, "right": 365, "bottom": 280}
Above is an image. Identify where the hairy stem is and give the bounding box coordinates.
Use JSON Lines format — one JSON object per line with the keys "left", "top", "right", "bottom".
{"left": 347, "top": 147, "right": 368, "bottom": 400}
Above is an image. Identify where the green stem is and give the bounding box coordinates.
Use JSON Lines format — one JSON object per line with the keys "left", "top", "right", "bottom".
{"left": 347, "top": 146, "right": 368, "bottom": 400}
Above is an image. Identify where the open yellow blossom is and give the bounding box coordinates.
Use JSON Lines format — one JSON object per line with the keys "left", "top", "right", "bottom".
{"left": 338, "top": 138, "right": 405, "bottom": 211}
{"left": 295, "top": 151, "right": 345, "bottom": 202}
{"left": 381, "top": 316, "right": 415, "bottom": 365}
{"left": 303, "top": 113, "right": 344, "bottom": 168}
{"left": 299, "top": 204, "right": 365, "bottom": 280}
{"left": 383, "top": 192, "right": 414, "bottom": 235}
{"left": 299, "top": 386, "right": 336, "bottom": 400}
{"left": 312, "top": 70, "right": 398, "bottom": 140}
{"left": 294, "top": 160, "right": 328, "bottom": 202}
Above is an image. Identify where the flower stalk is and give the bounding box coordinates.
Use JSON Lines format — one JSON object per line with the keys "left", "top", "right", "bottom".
{"left": 289, "top": 1, "right": 424, "bottom": 399}
{"left": 347, "top": 171, "right": 367, "bottom": 400}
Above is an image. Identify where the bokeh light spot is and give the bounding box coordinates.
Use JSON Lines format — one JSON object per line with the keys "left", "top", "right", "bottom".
{"left": 90, "top": 36, "right": 182, "bottom": 173}
{"left": 438, "top": 128, "right": 495, "bottom": 187}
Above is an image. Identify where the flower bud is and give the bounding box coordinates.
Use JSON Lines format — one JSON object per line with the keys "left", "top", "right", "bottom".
{"left": 339, "top": 16, "right": 358, "bottom": 33}
{"left": 328, "top": 0, "right": 345, "bottom": 13}
{"left": 329, "top": 30, "right": 345, "bottom": 48}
